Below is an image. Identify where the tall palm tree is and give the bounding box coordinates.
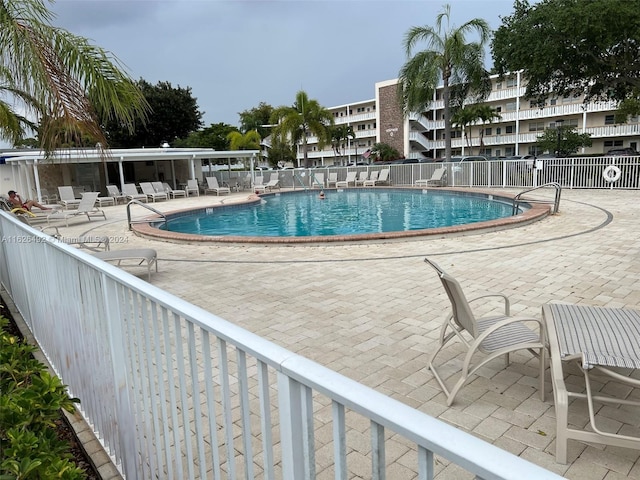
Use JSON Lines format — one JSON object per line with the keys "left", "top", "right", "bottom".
{"left": 474, "top": 105, "right": 501, "bottom": 152}
{"left": 329, "top": 124, "right": 355, "bottom": 165}
{"left": 398, "top": 3, "right": 491, "bottom": 161}
{"left": 227, "top": 130, "right": 261, "bottom": 151}
{"left": 270, "top": 90, "right": 333, "bottom": 168}
{"left": 0, "top": 0, "right": 148, "bottom": 152}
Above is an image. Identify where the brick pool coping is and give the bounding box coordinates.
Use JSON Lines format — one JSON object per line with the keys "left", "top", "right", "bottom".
{"left": 131, "top": 187, "right": 552, "bottom": 245}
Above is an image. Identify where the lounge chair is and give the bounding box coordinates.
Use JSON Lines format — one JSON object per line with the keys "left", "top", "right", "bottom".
{"left": 375, "top": 168, "right": 390, "bottom": 185}
{"left": 311, "top": 172, "right": 325, "bottom": 189}
{"left": 327, "top": 172, "right": 338, "bottom": 188}
{"left": 363, "top": 170, "right": 379, "bottom": 187}
{"left": 93, "top": 248, "right": 157, "bottom": 281}
{"left": 57, "top": 186, "right": 82, "bottom": 209}
{"left": 253, "top": 175, "right": 266, "bottom": 193}
{"left": 34, "top": 187, "right": 58, "bottom": 204}
{"left": 424, "top": 258, "right": 546, "bottom": 406}
{"left": 204, "top": 176, "right": 231, "bottom": 195}
{"left": 123, "top": 183, "right": 148, "bottom": 202}
{"left": 140, "top": 182, "right": 168, "bottom": 202}
{"left": 161, "top": 182, "right": 186, "bottom": 198}
{"left": 264, "top": 172, "right": 280, "bottom": 191}
{"left": 186, "top": 179, "right": 200, "bottom": 197}
{"left": 106, "top": 185, "right": 128, "bottom": 204}
{"left": 335, "top": 171, "right": 357, "bottom": 188}
{"left": 354, "top": 171, "right": 369, "bottom": 186}
{"left": 415, "top": 167, "right": 447, "bottom": 187}
{"left": 47, "top": 192, "right": 107, "bottom": 227}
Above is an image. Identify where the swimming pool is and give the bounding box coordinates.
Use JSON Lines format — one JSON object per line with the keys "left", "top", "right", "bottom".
{"left": 141, "top": 188, "right": 545, "bottom": 244}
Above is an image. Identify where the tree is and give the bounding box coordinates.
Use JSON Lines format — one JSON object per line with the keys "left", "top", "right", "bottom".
{"left": 238, "top": 102, "right": 274, "bottom": 138}
{"left": 329, "top": 124, "right": 355, "bottom": 165}
{"left": 266, "top": 136, "right": 296, "bottom": 168}
{"left": 173, "top": 122, "right": 238, "bottom": 150}
{"left": 398, "top": 3, "right": 491, "bottom": 161}
{"left": 492, "top": 0, "right": 640, "bottom": 118}
{"left": 227, "top": 130, "right": 261, "bottom": 151}
{"left": 371, "top": 142, "right": 400, "bottom": 162}
{"left": 536, "top": 125, "right": 592, "bottom": 157}
{"left": 271, "top": 90, "right": 333, "bottom": 168}
{"left": 104, "top": 79, "right": 203, "bottom": 148}
{"left": 0, "top": 0, "right": 147, "bottom": 152}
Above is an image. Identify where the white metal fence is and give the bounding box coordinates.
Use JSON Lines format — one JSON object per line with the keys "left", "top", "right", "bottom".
{"left": 0, "top": 213, "right": 564, "bottom": 480}
{"left": 217, "top": 156, "right": 640, "bottom": 191}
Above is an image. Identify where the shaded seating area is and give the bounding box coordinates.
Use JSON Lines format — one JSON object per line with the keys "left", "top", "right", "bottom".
{"left": 425, "top": 258, "right": 546, "bottom": 406}
{"left": 204, "top": 176, "right": 230, "bottom": 195}
{"left": 47, "top": 192, "right": 107, "bottom": 227}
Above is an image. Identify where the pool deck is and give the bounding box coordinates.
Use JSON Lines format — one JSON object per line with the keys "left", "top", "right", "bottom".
{"left": 46, "top": 188, "right": 640, "bottom": 479}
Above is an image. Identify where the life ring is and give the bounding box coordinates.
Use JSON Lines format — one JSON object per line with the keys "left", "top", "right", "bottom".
{"left": 11, "top": 207, "right": 36, "bottom": 217}
{"left": 602, "top": 165, "right": 621, "bottom": 183}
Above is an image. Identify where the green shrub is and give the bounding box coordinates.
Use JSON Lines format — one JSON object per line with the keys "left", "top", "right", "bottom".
{"left": 0, "top": 316, "right": 85, "bottom": 479}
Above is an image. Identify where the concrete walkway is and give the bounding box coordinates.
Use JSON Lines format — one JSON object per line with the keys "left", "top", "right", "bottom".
{"left": 54, "top": 188, "right": 640, "bottom": 479}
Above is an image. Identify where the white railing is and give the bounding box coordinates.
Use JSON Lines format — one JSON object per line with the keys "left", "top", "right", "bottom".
{"left": 0, "top": 214, "right": 563, "bottom": 480}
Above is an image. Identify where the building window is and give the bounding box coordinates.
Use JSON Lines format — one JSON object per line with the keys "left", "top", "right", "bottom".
{"left": 495, "top": 82, "right": 502, "bottom": 90}
{"left": 495, "top": 106, "right": 502, "bottom": 113}
{"left": 529, "top": 100, "right": 546, "bottom": 108}
{"left": 496, "top": 127, "right": 501, "bottom": 134}
{"left": 529, "top": 122, "right": 545, "bottom": 132}
{"left": 506, "top": 77, "right": 517, "bottom": 87}
{"left": 484, "top": 127, "right": 492, "bottom": 136}
{"left": 605, "top": 115, "right": 615, "bottom": 125}
{"left": 506, "top": 102, "right": 517, "bottom": 111}
{"left": 505, "top": 125, "right": 514, "bottom": 134}
{"left": 550, "top": 98, "right": 557, "bottom": 105}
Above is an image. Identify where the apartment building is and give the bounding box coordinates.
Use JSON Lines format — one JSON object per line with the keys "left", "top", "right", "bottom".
{"left": 303, "top": 72, "right": 640, "bottom": 165}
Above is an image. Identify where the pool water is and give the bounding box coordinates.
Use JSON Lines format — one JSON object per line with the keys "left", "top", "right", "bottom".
{"left": 162, "top": 189, "right": 517, "bottom": 238}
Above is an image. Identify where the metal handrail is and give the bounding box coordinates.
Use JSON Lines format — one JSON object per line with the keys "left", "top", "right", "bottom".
{"left": 513, "top": 182, "right": 562, "bottom": 215}
{"left": 126, "top": 198, "right": 166, "bottom": 230}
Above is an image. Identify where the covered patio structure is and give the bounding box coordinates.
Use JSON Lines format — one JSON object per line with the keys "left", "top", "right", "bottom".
{"left": 0, "top": 147, "right": 259, "bottom": 203}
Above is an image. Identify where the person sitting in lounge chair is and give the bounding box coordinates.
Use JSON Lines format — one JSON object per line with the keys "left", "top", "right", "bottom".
{"left": 7, "top": 190, "right": 51, "bottom": 211}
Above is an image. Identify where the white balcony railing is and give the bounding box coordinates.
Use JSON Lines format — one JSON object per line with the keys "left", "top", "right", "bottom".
{"left": 0, "top": 213, "right": 564, "bottom": 480}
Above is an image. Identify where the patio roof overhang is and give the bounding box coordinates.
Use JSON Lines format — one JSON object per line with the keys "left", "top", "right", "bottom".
{"left": 3, "top": 147, "right": 259, "bottom": 164}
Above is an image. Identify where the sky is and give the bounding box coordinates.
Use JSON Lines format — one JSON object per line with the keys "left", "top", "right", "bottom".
{"left": 48, "top": 0, "right": 520, "bottom": 129}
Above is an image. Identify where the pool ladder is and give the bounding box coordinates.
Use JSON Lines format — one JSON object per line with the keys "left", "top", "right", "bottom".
{"left": 126, "top": 199, "right": 166, "bottom": 230}
{"left": 512, "top": 182, "right": 562, "bottom": 215}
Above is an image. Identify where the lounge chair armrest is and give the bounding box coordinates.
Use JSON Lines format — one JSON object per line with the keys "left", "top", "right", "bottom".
{"left": 468, "top": 293, "right": 511, "bottom": 315}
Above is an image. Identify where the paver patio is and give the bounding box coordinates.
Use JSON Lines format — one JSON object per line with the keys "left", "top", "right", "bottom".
{"left": 52, "top": 188, "right": 640, "bottom": 479}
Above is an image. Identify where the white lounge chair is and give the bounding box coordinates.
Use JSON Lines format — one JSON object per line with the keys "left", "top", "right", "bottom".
{"left": 253, "top": 175, "right": 266, "bottom": 193}
{"left": 354, "top": 171, "right": 369, "bottom": 186}
{"left": 311, "top": 172, "right": 325, "bottom": 188}
{"left": 425, "top": 258, "right": 546, "bottom": 406}
{"left": 363, "top": 170, "right": 380, "bottom": 187}
{"left": 186, "top": 179, "right": 200, "bottom": 197}
{"left": 162, "top": 182, "right": 186, "bottom": 198}
{"left": 335, "top": 171, "right": 357, "bottom": 188}
{"left": 106, "top": 185, "right": 128, "bottom": 204}
{"left": 47, "top": 192, "right": 107, "bottom": 227}
{"left": 264, "top": 172, "right": 280, "bottom": 190}
{"left": 123, "top": 184, "right": 148, "bottom": 202}
{"left": 140, "top": 182, "right": 168, "bottom": 202}
{"left": 327, "top": 172, "right": 338, "bottom": 188}
{"left": 375, "top": 168, "right": 390, "bottom": 185}
{"left": 415, "top": 167, "right": 447, "bottom": 187}
{"left": 57, "top": 186, "right": 82, "bottom": 209}
{"left": 204, "top": 176, "right": 231, "bottom": 195}
{"left": 93, "top": 248, "right": 157, "bottom": 281}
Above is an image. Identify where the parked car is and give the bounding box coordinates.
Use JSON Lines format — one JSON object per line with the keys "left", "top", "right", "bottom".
{"left": 606, "top": 148, "right": 639, "bottom": 156}
{"left": 505, "top": 154, "right": 535, "bottom": 169}
{"left": 449, "top": 155, "right": 488, "bottom": 172}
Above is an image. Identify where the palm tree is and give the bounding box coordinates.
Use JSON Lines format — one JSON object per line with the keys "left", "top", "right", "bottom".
{"left": 452, "top": 104, "right": 501, "bottom": 154}
{"left": 329, "top": 124, "right": 355, "bottom": 165}
{"left": 227, "top": 130, "right": 261, "bottom": 151}
{"left": 398, "top": 3, "right": 491, "bottom": 161}
{"left": 270, "top": 91, "right": 333, "bottom": 168}
{"left": 474, "top": 105, "right": 501, "bottom": 152}
{"left": 371, "top": 142, "right": 400, "bottom": 162}
{"left": 0, "top": 0, "right": 148, "bottom": 152}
